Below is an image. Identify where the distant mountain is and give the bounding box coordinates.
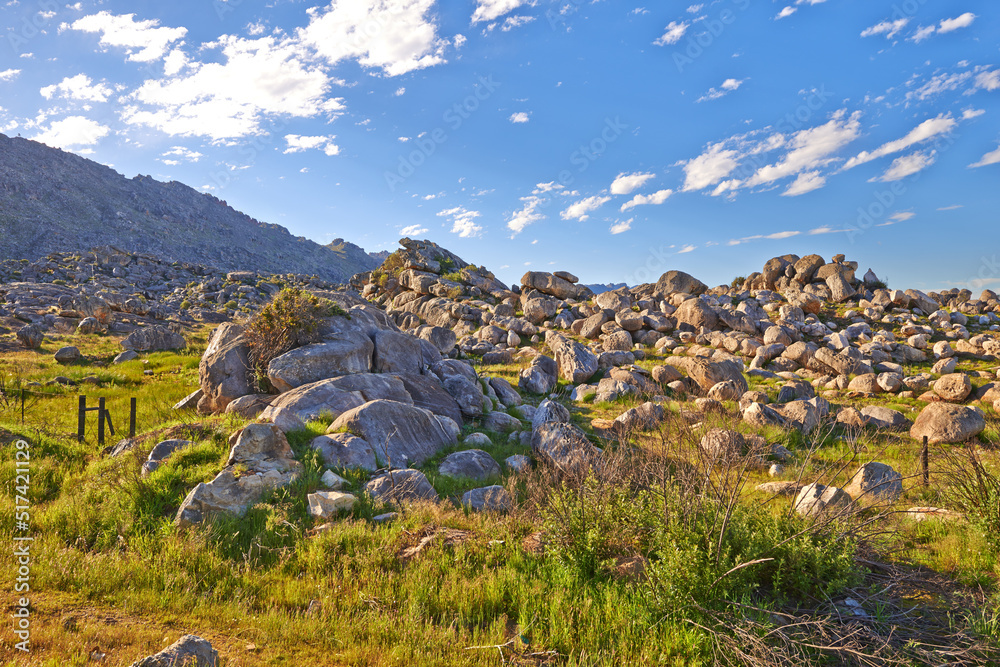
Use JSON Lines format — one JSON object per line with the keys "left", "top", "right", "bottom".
{"left": 367, "top": 250, "right": 391, "bottom": 264}
{"left": 0, "top": 133, "right": 378, "bottom": 282}
{"left": 583, "top": 282, "right": 629, "bottom": 294}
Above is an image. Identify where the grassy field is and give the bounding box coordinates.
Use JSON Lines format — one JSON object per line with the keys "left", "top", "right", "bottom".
{"left": 0, "top": 320, "right": 998, "bottom": 666}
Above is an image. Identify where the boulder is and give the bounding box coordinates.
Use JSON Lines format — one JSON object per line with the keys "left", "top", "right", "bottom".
{"left": 910, "top": 403, "right": 986, "bottom": 444}
{"left": 77, "top": 317, "right": 101, "bottom": 334}
{"left": 175, "top": 424, "right": 302, "bottom": 527}
{"left": 674, "top": 298, "right": 718, "bottom": 330}
{"left": 76, "top": 296, "right": 111, "bottom": 324}
{"left": 793, "top": 483, "right": 852, "bottom": 517}
{"left": 15, "top": 324, "right": 43, "bottom": 349}
{"left": 547, "top": 332, "right": 598, "bottom": 384}
{"left": 311, "top": 432, "right": 378, "bottom": 471}
{"left": 224, "top": 393, "right": 274, "bottom": 419}
{"left": 393, "top": 372, "right": 464, "bottom": 425}
{"left": 844, "top": 462, "right": 903, "bottom": 504}
{"left": 439, "top": 449, "right": 501, "bottom": 480}
{"left": 197, "top": 323, "right": 252, "bottom": 414}
{"left": 142, "top": 439, "right": 193, "bottom": 476}
{"left": 531, "top": 422, "right": 600, "bottom": 472}
{"left": 54, "top": 346, "right": 81, "bottom": 363}
{"left": 129, "top": 635, "right": 217, "bottom": 667}
{"left": 429, "top": 360, "right": 484, "bottom": 419}
{"left": 520, "top": 271, "right": 593, "bottom": 300}
{"left": 261, "top": 374, "right": 411, "bottom": 428}
{"left": 307, "top": 491, "right": 357, "bottom": 518}
{"left": 825, "top": 273, "right": 856, "bottom": 303}
{"left": 267, "top": 333, "right": 374, "bottom": 393}
{"left": 614, "top": 401, "right": 664, "bottom": 431}
{"left": 364, "top": 469, "right": 439, "bottom": 505}
{"left": 675, "top": 357, "right": 748, "bottom": 394}
{"left": 654, "top": 270, "right": 707, "bottom": 296}
{"left": 417, "top": 326, "right": 457, "bottom": 354}
{"left": 373, "top": 330, "right": 423, "bottom": 373}
{"left": 860, "top": 406, "right": 911, "bottom": 430}
{"left": 519, "top": 355, "right": 558, "bottom": 395}
{"left": 120, "top": 326, "right": 186, "bottom": 352}
{"left": 462, "top": 485, "right": 513, "bottom": 512}
{"left": 933, "top": 373, "right": 972, "bottom": 402}
{"left": 700, "top": 428, "right": 746, "bottom": 461}
{"left": 488, "top": 377, "right": 523, "bottom": 407}
{"left": 532, "top": 398, "right": 571, "bottom": 429}
{"left": 484, "top": 410, "right": 522, "bottom": 432}
{"left": 329, "top": 400, "right": 458, "bottom": 468}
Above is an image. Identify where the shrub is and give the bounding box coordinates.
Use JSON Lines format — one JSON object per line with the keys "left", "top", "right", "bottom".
{"left": 730, "top": 276, "right": 746, "bottom": 289}
{"left": 243, "top": 288, "right": 347, "bottom": 390}
{"left": 179, "top": 300, "right": 191, "bottom": 310}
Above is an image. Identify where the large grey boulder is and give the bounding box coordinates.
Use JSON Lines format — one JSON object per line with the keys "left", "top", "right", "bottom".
{"left": 825, "top": 273, "right": 856, "bottom": 303}
{"left": 462, "top": 485, "right": 513, "bottom": 512}
{"left": 329, "top": 400, "right": 458, "bottom": 468}
{"left": 673, "top": 357, "right": 748, "bottom": 394}
{"left": 267, "top": 332, "right": 374, "bottom": 393}
{"left": 531, "top": 422, "right": 600, "bottom": 472}
{"left": 54, "top": 346, "right": 81, "bottom": 363}
{"left": 519, "top": 354, "right": 558, "bottom": 395}
{"left": 175, "top": 424, "right": 302, "bottom": 527}
{"left": 120, "top": 326, "right": 186, "bottom": 352}
{"left": 129, "top": 635, "right": 217, "bottom": 667}
{"left": 429, "top": 360, "right": 484, "bottom": 419}
{"left": 860, "top": 406, "right": 911, "bottom": 430}
{"left": 654, "top": 270, "right": 707, "bottom": 296}
{"left": 532, "top": 398, "right": 571, "bottom": 429}
{"left": 674, "top": 298, "right": 718, "bottom": 330}
{"left": 521, "top": 271, "right": 593, "bottom": 300}
{"left": 364, "top": 469, "right": 439, "bottom": 504}
{"left": 142, "top": 439, "right": 193, "bottom": 476}
{"left": 844, "top": 462, "right": 903, "bottom": 504}
{"left": 794, "top": 483, "right": 852, "bottom": 517}
{"left": 392, "top": 372, "right": 464, "bottom": 426}
{"left": 488, "top": 377, "right": 522, "bottom": 407}
{"left": 311, "top": 432, "right": 378, "bottom": 471}
{"left": 76, "top": 295, "right": 112, "bottom": 324}
{"left": 547, "top": 332, "right": 598, "bottom": 384}
{"left": 439, "top": 449, "right": 501, "bottom": 480}
{"left": 373, "top": 330, "right": 423, "bottom": 373}
{"left": 198, "top": 323, "right": 253, "bottom": 414}
{"left": 910, "top": 403, "right": 986, "bottom": 443}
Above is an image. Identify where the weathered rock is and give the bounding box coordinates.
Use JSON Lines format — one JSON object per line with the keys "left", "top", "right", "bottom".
{"left": 708, "top": 380, "right": 742, "bottom": 402}
{"left": 418, "top": 326, "right": 457, "bottom": 354}
{"left": 674, "top": 298, "right": 718, "bottom": 330}
{"left": 173, "top": 389, "right": 203, "bottom": 411}
{"left": 373, "top": 330, "right": 423, "bottom": 373}
{"left": 462, "top": 485, "right": 513, "bottom": 512}
{"left": 198, "top": 323, "right": 252, "bottom": 414}
{"left": 429, "top": 360, "right": 484, "bottom": 418}
{"left": 308, "top": 491, "right": 357, "bottom": 518}
{"left": 933, "top": 373, "right": 972, "bottom": 402}
{"left": 484, "top": 410, "right": 522, "bottom": 432}
{"left": 614, "top": 401, "right": 664, "bottom": 431}
{"left": 142, "top": 439, "right": 193, "bottom": 476}
{"left": 519, "top": 355, "right": 558, "bottom": 395}
{"left": 77, "top": 317, "right": 101, "bottom": 334}
{"left": 120, "top": 326, "right": 186, "bottom": 352}
{"left": 700, "top": 428, "right": 746, "bottom": 461}
{"left": 54, "top": 346, "right": 81, "bottom": 363}
{"left": 329, "top": 400, "right": 458, "bottom": 468}
{"left": 675, "top": 357, "right": 748, "bottom": 395}
{"left": 794, "top": 483, "right": 852, "bottom": 517}
{"left": 129, "top": 635, "right": 217, "bottom": 667}
{"left": 825, "top": 273, "right": 856, "bottom": 303}
{"left": 488, "top": 377, "right": 522, "bottom": 407}
{"left": 654, "top": 270, "right": 707, "bottom": 296}
{"left": 860, "top": 406, "right": 911, "bottom": 430}
{"left": 844, "top": 462, "right": 903, "bottom": 504}
{"left": 652, "top": 364, "right": 683, "bottom": 384}
{"left": 364, "top": 469, "right": 439, "bottom": 504}
{"left": 16, "top": 324, "right": 43, "bottom": 349}
{"left": 267, "top": 333, "right": 374, "bottom": 393}
{"left": 393, "top": 372, "right": 464, "bottom": 426}
{"left": 532, "top": 398, "right": 571, "bottom": 429}
{"left": 114, "top": 349, "right": 140, "bottom": 364}
{"left": 547, "top": 332, "right": 598, "bottom": 384}
{"left": 910, "top": 403, "right": 986, "bottom": 443}
{"left": 520, "top": 271, "right": 593, "bottom": 300}
{"left": 531, "top": 422, "right": 599, "bottom": 472}
{"left": 848, "top": 373, "right": 882, "bottom": 394}
{"left": 757, "top": 481, "right": 802, "bottom": 496}
{"left": 311, "top": 432, "right": 378, "bottom": 471}
{"left": 439, "top": 449, "right": 501, "bottom": 480}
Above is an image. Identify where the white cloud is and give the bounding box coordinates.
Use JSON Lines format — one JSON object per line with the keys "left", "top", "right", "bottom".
{"left": 620, "top": 189, "right": 672, "bottom": 212}
{"left": 782, "top": 170, "right": 825, "bottom": 196}
{"left": 938, "top": 12, "right": 976, "bottom": 34}
{"left": 654, "top": 21, "right": 688, "bottom": 46}
{"left": 969, "top": 144, "right": 1000, "bottom": 169}
{"left": 686, "top": 4, "right": 703, "bottom": 13}
{"left": 454, "top": 34, "right": 467, "bottom": 49}
{"left": 610, "top": 171, "right": 655, "bottom": 195}
{"left": 697, "top": 77, "right": 744, "bottom": 102}
{"left": 0, "top": 69, "right": 20, "bottom": 82}
{"left": 744, "top": 111, "right": 861, "bottom": 188}
{"left": 560, "top": 195, "right": 611, "bottom": 221}
{"left": 438, "top": 206, "right": 483, "bottom": 237}
{"left": 975, "top": 69, "right": 1000, "bottom": 92}
{"left": 70, "top": 11, "right": 187, "bottom": 62}
{"left": 163, "top": 48, "right": 188, "bottom": 76}
{"left": 284, "top": 134, "right": 341, "bottom": 156}
{"left": 860, "top": 18, "right": 908, "bottom": 39}
{"left": 32, "top": 115, "right": 110, "bottom": 149}
{"left": 907, "top": 71, "right": 972, "bottom": 101}
{"left": 400, "top": 224, "right": 428, "bottom": 235}
{"left": 394, "top": 87, "right": 406, "bottom": 96}
{"left": 40, "top": 74, "right": 112, "bottom": 102}
{"left": 962, "top": 108, "right": 985, "bottom": 119}
{"left": 161, "top": 146, "right": 203, "bottom": 162}
{"left": 887, "top": 211, "right": 915, "bottom": 223}
{"left": 609, "top": 218, "right": 632, "bottom": 234}
{"left": 909, "top": 13, "right": 975, "bottom": 43}
{"left": 123, "top": 35, "right": 342, "bottom": 141}
{"left": 300, "top": 0, "right": 448, "bottom": 77}
{"left": 728, "top": 231, "right": 800, "bottom": 246}
{"left": 869, "top": 150, "right": 936, "bottom": 182}
{"left": 681, "top": 142, "right": 740, "bottom": 191}
{"left": 501, "top": 15, "right": 534, "bottom": 31}
{"left": 775, "top": 6, "right": 796, "bottom": 19}
{"left": 471, "top": 0, "right": 529, "bottom": 24}
{"left": 677, "top": 244, "right": 696, "bottom": 254}
{"left": 937, "top": 204, "right": 963, "bottom": 211}
{"left": 842, "top": 113, "right": 955, "bottom": 170}
{"left": 509, "top": 111, "right": 530, "bottom": 123}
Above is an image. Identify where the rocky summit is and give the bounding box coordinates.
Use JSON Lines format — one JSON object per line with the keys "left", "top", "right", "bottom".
{"left": 0, "top": 133, "right": 377, "bottom": 282}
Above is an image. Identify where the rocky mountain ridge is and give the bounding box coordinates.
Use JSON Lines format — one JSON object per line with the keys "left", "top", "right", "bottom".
{"left": 0, "top": 133, "right": 377, "bottom": 282}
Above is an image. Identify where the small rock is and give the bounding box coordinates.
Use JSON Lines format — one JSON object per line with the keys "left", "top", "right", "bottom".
{"left": 505, "top": 454, "right": 531, "bottom": 472}
{"left": 129, "top": 634, "right": 218, "bottom": 667}
{"left": 307, "top": 491, "right": 357, "bottom": 518}
{"left": 793, "top": 483, "right": 852, "bottom": 516}
{"left": 320, "top": 469, "right": 348, "bottom": 490}
{"left": 54, "top": 346, "right": 81, "bottom": 363}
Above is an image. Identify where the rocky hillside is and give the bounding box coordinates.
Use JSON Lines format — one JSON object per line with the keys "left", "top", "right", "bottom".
{"left": 0, "top": 133, "right": 377, "bottom": 282}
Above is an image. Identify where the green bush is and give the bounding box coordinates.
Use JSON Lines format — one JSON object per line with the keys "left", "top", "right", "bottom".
{"left": 243, "top": 288, "right": 348, "bottom": 390}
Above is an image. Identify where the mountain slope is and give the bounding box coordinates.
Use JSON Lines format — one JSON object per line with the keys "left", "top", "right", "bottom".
{"left": 0, "top": 133, "right": 377, "bottom": 282}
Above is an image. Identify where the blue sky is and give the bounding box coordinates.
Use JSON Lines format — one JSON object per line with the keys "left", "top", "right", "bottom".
{"left": 1, "top": 0, "right": 998, "bottom": 291}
